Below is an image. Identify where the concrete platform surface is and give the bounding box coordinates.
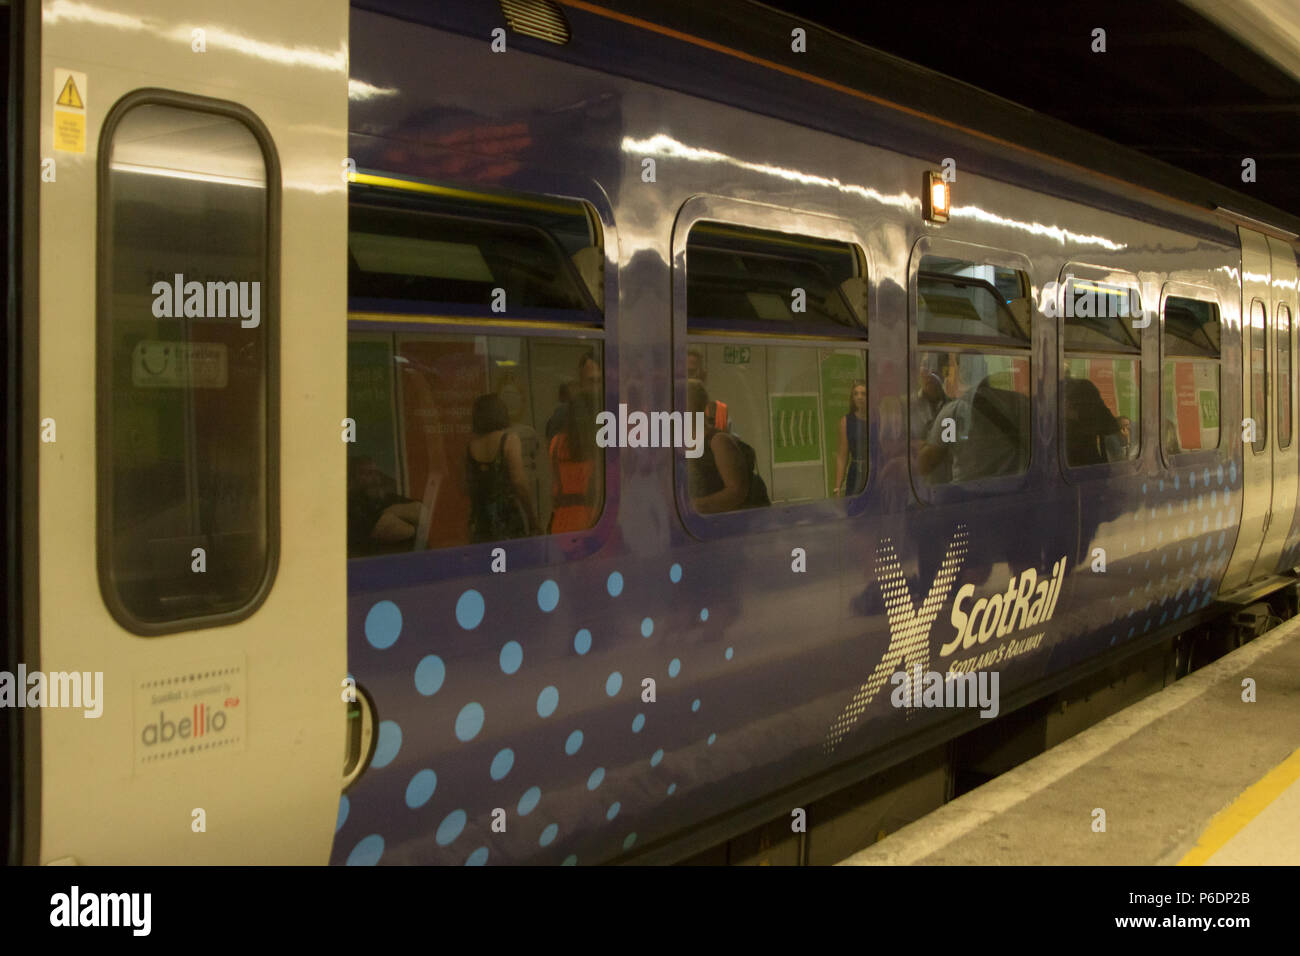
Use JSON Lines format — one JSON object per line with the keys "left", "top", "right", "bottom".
{"left": 840, "top": 617, "right": 1300, "bottom": 865}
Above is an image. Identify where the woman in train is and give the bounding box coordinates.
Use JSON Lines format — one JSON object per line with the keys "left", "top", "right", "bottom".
{"left": 835, "top": 379, "right": 868, "bottom": 496}
{"left": 466, "top": 393, "right": 539, "bottom": 543}
{"left": 687, "top": 379, "right": 769, "bottom": 513}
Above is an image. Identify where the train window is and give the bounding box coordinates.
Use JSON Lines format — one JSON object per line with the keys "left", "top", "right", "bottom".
{"left": 348, "top": 191, "right": 603, "bottom": 319}
{"left": 686, "top": 223, "right": 866, "bottom": 334}
{"left": 1061, "top": 277, "right": 1142, "bottom": 467}
{"left": 1279, "top": 305, "right": 1293, "bottom": 450}
{"left": 1161, "top": 295, "right": 1221, "bottom": 456}
{"left": 345, "top": 183, "right": 606, "bottom": 557}
{"left": 347, "top": 333, "right": 603, "bottom": 555}
{"left": 98, "top": 99, "right": 277, "bottom": 632}
{"left": 683, "top": 222, "right": 867, "bottom": 512}
{"left": 915, "top": 257, "right": 1031, "bottom": 485}
{"left": 1248, "top": 300, "right": 1268, "bottom": 454}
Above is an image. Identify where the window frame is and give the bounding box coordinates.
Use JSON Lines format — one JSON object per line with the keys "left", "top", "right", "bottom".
{"left": 1278, "top": 302, "right": 1294, "bottom": 451}
{"left": 908, "top": 237, "right": 1037, "bottom": 505}
{"left": 346, "top": 194, "right": 604, "bottom": 323}
{"left": 342, "top": 170, "right": 620, "bottom": 580}
{"left": 1056, "top": 262, "right": 1146, "bottom": 480}
{"left": 96, "top": 88, "right": 282, "bottom": 637}
{"left": 1157, "top": 282, "right": 1225, "bottom": 469}
{"left": 672, "top": 195, "right": 873, "bottom": 541}
{"left": 1248, "top": 298, "right": 1268, "bottom": 456}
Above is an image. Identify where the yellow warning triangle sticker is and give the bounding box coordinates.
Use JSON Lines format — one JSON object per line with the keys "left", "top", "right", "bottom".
{"left": 56, "top": 75, "right": 83, "bottom": 109}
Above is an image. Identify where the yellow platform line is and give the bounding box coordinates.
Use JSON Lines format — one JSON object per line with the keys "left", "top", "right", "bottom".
{"left": 1178, "top": 746, "right": 1300, "bottom": 865}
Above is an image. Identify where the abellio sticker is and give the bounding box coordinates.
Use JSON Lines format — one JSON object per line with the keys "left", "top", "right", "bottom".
{"left": 133, "top": 658, "right": 246, "bottom": 771}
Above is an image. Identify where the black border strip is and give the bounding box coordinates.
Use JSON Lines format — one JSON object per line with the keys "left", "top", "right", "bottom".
{"left": 95, "top": 89, "right": 282, "bottom": 637}
{"left": 4, "top": 0, "right": 41, "bottom": 868}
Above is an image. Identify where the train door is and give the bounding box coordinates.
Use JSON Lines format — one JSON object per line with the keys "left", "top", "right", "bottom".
{"left": 1222, "top": 228, "right": 1276, "bottom": 593}
{"left": 1254, "top": 237, "right": 1300, "bottom": 576}
{"left": 26, "top": 0, "right": 349, "bottom": 863}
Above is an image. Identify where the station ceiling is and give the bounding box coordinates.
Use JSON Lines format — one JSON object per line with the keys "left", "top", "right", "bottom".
{"left": 757, "top": 0, "right": 1300, "bottom": 224}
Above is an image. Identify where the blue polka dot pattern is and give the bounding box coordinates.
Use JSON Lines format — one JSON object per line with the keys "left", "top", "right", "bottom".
{"left": 336, "top": 795, "right": 349, "bottom": 832}
{"left": 537, "top": 686, "right": 559, "bottom": 717}
{"left": 669, "top": 563, "right": 682, "bottom": 582}
{"left": 607, "top": 571, "right": 623, "bottom": 596}
{"left": 346, "top": 834, "right": 384, "bottom": 866}
{"left": 668, "top": 658, "right": 681, "bottom": 678}
{"left": 565, "top": 730, "right": 583, "bottom": 755}
{"left": 364, "top": 601, "right": 402, "bottom": 649}
{"left": 607, "top": 802, "right": 621, "bottom": 821}
{"left": 707, "top": 733, "right": 717, "bottom": 746}
{"left": 466, "top": 847, "right": 489, "bottom": 866}
{"left": 632, "top": 713, "right": 645, "bottom": 733}
{"left": 650, "top": 748, "right": 663, "bottom": 767}
{"left": 446, "top": 698, "right": 482, "bottom": 740}
{"left": 562, "top": 854, "right": 578, "bottom": 866}
{"left": 623, "top": 833, "right": 637, "bottom": 850}
{"left": 405, "top": 769, "right": 437, "bottom": 808}
{"left": 691, "top": 699, "right": 701, "bottom": 713}
{"left": 436, "top": 810, "right": 467, "bottom": 846}
{"left": 490, "top": 748, "right": 514, "bottom": 781}
{"left": 574, "top": 629, "right": 592, "bottom": 655}
{"left": 605, "top": 672, "right": 622, "bottom": 696}
{"left": 725, "top": 647, "right": 734, "bottom": 660}
{"left": 518, "top": 786, "right": 541, "bottom": 816}
{"left": 414, "top": 655, "right": 445, "bottom": 696}
{"left": 538, "top": 580, "right": 559, "bottom": 612}
{"left": 700, "top": 608, "right": 709, "bottom": 621}
{"left": 499, "top": 641, "right": 523, "bottom": 674}
{"left": 667, "top": 783, "right": 677, "bottom": 795}
{"left": 456, "top": 590, "right": 484, "bottom": 630}
{"left": 641, "top": 617, "right": 654, "bottom": 637}
{"left": 372, "top": 720, "right": 402, "bottom": 768}
{"left": 587, "top": 767, "right": 605, "bottom": 790}
{"left": 540, "top": 823, "right": 559, "bottom": 847}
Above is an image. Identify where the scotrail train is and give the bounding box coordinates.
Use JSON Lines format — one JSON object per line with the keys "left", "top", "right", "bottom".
{"left": 4, "top": 0, "right": 1300, "bottom": 866}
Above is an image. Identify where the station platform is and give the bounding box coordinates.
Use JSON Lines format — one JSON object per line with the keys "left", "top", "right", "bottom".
{"left": 840, "top": 614, "right": 1300, "bottom": 865}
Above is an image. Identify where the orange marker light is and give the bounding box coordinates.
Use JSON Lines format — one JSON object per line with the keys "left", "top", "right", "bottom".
{"left": 924, "top": 170, "right": 950, "bottom": 223}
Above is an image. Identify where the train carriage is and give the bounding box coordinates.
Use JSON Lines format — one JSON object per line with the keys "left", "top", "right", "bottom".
{"left": 4, "top": 0, "right": 1299, "bottom": 866}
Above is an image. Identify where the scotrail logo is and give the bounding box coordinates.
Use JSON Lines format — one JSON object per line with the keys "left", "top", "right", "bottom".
{"left": 824, "top": 527, "right": 1067, "bottom": 753}
{"left": 824, "top": 525, "right": 969, "bottom": 753}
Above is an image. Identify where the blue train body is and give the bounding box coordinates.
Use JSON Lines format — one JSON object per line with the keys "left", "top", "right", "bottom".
{"left": 330, "top": 0, "right": 1296, "bottom": 865}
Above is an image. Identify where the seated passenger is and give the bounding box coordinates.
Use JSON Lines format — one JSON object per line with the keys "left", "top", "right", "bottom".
{"left": 687, "top": 380, "right": 769, "bottom": 513}
{"left": 1104, "top": 415, "right": 1136, "bottom": 461}
{"left": 466, "top": 393, "right": 538, "bottom": 543}
{"left": 1063, "top": 377, "right": 1120, "bottom": 467}
{"left": 348, "top": 456, "right": 422, "bottom": 554}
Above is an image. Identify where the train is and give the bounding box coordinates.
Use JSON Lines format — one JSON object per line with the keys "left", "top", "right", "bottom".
{"left": 4, "top": 0, "right": 1299, "bottom": 866}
